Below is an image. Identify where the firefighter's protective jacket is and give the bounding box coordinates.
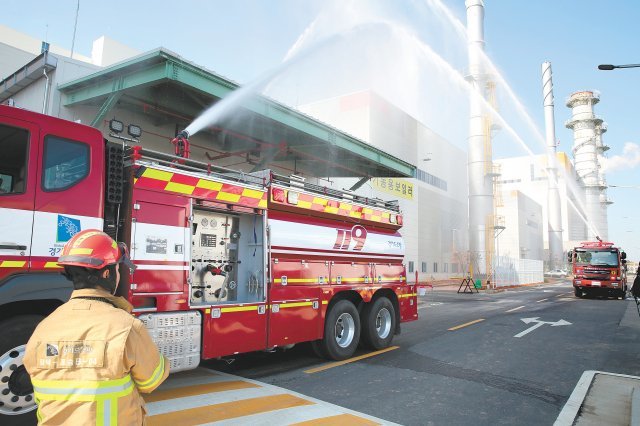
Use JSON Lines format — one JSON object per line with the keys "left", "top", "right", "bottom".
{"left": 24, "top": 288, "right": 170, "bottom": 425}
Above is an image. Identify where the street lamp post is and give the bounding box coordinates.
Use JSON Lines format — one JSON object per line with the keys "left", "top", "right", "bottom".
{"left": 598, "top": 63, "right": 640, "bottom": 70}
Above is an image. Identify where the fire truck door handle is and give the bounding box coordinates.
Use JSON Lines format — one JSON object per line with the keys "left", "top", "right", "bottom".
{"left": 0, "top": 244, "right": 27, "bottom": 251}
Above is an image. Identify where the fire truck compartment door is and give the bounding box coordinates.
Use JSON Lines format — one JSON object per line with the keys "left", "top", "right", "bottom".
{"left": 268, "top": 260, "right": 325, "bottom": 347}
{"left": 202, "top": 303, "right": 268, "bottom": 359}
{"left": 131, "top": 200, "right": 189, "bottom": 293}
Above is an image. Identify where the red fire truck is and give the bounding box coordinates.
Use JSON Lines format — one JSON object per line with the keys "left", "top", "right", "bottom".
{"left": 568, "top": 239, "right": 627, "bottom": 299}
{"left": 0, "top": 105, "right": 416, "bottom": 417}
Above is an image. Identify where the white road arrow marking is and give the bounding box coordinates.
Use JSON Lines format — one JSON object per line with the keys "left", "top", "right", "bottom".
{"left": 514, "top": 317, "right": 572, "bottom": 338}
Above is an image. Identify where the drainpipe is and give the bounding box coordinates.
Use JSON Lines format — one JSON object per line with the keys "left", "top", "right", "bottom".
{"left": 42, "top": 65, "right": 50, "bottom": 115}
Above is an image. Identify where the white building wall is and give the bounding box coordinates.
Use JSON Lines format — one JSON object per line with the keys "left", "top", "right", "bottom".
{"left": 301, "top": 91, "right": 468, "bottom": 283}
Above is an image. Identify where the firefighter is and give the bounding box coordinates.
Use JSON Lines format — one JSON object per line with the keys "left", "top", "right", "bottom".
{"left": 24, "top": 230, "right": 169, "bottom": 425}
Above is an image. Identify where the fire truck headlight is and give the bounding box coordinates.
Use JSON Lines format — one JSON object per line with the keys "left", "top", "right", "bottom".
{"left": 109, "top": 119, "right": 124, "bottom": 134}
{"left": 128, "top": 124, "right": 142, "bottom": 138}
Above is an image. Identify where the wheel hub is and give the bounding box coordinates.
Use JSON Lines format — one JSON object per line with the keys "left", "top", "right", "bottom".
{"left": 375, "top": 308, "right": 392, "bottom": 339}
{"left": 0, "top": 345, "right": 36, "bottom": 415}
{"left": 335, "top": 313, "right": 355, "bottom": 348}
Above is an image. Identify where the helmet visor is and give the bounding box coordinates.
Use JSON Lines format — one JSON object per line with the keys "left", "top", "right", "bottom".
{"left": 118, "top": 242, "right": 136, "bottom": 273}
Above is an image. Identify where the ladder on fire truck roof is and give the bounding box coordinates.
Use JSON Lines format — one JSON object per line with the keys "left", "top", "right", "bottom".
{"left": 126, "top": 145, "right": 401, "bottom": 213}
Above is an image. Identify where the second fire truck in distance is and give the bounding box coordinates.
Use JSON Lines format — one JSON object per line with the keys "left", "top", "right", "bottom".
{"left": 568, "top": 239, "right": 627, "bottom": 299}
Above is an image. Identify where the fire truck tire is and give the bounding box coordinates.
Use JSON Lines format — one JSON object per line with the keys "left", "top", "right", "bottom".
{"left": 320, "top": 300, "right": 361, "bottom": 360}
{"left": 574, "top": 287, "right": 582, "bottom": 298}
{"left": 0, "top": 315, "right": 43, "bottom": 419}
{"left": 361, "top": 297, "right": 396, "bottom": 350}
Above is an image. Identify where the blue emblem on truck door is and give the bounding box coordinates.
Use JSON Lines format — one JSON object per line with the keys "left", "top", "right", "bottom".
{"left": 57, "top": 215, "right": 81, "bottom": 242}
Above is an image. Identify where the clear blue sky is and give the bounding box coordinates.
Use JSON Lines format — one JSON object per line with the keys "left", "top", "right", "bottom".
{"left": 3, "top": 0, "right": 639, "bottom": 261}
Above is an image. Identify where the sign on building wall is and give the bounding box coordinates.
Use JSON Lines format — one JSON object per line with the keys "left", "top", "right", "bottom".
{"left": 371, "top": 178, "right": 414, "bottom": 200}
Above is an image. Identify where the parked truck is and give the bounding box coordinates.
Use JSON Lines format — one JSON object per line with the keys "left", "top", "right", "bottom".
{"left": 0, "top": 105, "right": 417, "bottom": 417}
{"left": 568, "top": 239, "right": 627, "bottom": 298}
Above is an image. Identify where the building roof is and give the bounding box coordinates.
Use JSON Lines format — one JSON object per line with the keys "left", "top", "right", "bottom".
{"left": 57, "top": 48, "right": 414, "bottom": 178}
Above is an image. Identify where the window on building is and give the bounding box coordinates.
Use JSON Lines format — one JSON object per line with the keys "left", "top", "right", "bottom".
{"left": 42, "top": 136, "right": 89, "bottom": 191}
{"left": 433, "top": 262, "right": 438, "bottom": 273}
{"left": 444, "top": 263, "right": 448, "bottom": 273}
{"left": 452, "top": 263, "right": 459, "bottom": 273}
{"left": 421, "top": 262, "right": 427, "bottom": 273}
{"left": 0, "top": 124, "right": 29, "bottom": 195}
{"left": 408, "top": 261, "right": 414, "bottom": 273}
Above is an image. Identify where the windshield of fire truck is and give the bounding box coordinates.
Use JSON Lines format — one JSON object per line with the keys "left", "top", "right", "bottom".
{"left": 575, "top": 249, "right": 619, "bottom": 267}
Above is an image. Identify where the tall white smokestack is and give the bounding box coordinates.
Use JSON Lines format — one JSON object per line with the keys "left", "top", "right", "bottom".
{"left": 541, "top": 62, "right": 563, "bottom": 269}
{"left": 565, "top": 91, "right": 605, "bottom": 240}
{"left": 466, "top": 0, "right": 493, "bottom": 277}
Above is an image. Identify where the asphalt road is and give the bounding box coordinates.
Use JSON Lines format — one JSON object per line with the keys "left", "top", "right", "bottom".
{"left": 206, "top": 281, "right": 640, "bottom": 425}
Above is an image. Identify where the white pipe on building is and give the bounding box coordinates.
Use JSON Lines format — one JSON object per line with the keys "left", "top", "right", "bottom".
{"left": 541, "top": 62, "right": 563, "bottom": 269}
{"left": 466, "top": 0, "right": 492, "bottom": 276}
{"left": 565, "top": 91, "right": 606, "bottom": 240}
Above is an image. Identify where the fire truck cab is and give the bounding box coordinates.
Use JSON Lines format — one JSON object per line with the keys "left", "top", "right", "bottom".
{"left": 0, "top": 105, "right": 416, "bottom": 418}
{"left": 568, "top": 240, "right": 627, "bottom": 299}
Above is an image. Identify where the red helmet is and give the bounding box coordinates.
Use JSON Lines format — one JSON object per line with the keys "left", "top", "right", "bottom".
{"left": 58, "top": 229, "right": 135, "bottom": 272}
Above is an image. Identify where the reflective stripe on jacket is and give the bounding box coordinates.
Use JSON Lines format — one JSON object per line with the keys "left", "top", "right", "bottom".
{"left": 24, "top": 288, "right": 170, "bottom": 425}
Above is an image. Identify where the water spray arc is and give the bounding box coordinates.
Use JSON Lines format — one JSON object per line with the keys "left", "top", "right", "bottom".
{"left": 541, "top": 62, "right": 564, "bottom": 270}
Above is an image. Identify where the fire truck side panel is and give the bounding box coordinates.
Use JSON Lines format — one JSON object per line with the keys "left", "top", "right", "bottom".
{"left": 268, "top": 260, "right": 325, "bottom": 347}
{"left": 129, "top": 189, "right": 190, "bottom": 307}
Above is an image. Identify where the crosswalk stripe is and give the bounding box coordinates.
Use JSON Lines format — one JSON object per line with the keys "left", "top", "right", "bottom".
{"left": 144, "top": 380, "right": 259, "bottom": 403}
{"left": 291, "top": 413, "right": 381, "bottom": 425}
{"left": 147, "top": 394, "right": 314, "bottom": 425}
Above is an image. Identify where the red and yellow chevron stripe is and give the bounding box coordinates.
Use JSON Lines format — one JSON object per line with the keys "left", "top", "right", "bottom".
{"left": 134, "top": 167, "right": 268, "bottom": 209}
{"left": 270, "top": 188, "right": 401, "bottom": 225}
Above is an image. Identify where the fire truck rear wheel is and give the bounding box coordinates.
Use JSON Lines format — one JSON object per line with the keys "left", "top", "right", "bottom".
{"left": 0, "top": 315, "right": 43, "bottom": 418}
{"left": 361, "top": 297, "right": 396, "bottom": 350}
{"left": 320, "top": 300, "right": 361, "bottom": 360}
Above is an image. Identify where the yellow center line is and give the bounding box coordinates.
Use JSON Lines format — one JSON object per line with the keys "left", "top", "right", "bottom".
{"left": 505, "top": 305, "right": 525, "bottom": 313}
{"left": 536, "top": 298, "right": 549, "bottom": 303}
{"left": 304, "top": 346, "right": 399, "bottom": 374}
{"left": 448, "top": 319, "right": 484, "bottom": 331}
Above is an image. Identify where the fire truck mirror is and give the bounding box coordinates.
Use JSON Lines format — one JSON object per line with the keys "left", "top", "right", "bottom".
{"left": 621, "top": 251, "right": 627, "bottom": 260}
{"left": 567, "top": 250, "right": 573, "bottom": 262}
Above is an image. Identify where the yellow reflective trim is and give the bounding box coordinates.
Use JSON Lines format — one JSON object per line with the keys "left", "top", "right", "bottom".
{"left": 44, "top": 262, "right": 61, "bottom": 268}
{"left": 258, "top": 199, "right": 268, "bottom": 208}
{"left": 165, "top": 181, "right": 195, "bottom": 195}
{"left": 205, "top": 308, "right": 211, "bottom": 314}
{"left": 279, "top": 301, "right": 314, "bottom": 309}
{"left": 312, "top": 197, "right": 328, "bottom": 206}
{"left": 96, "top": 399, "right": 105, "bottom": 426}
{"left": 398, "top": 293, "right": 417, "bottom": 298}
{"left": 241, "top": 188, "right": 264, "bottom": 199}
{"left": 297, "top": 200, "right": 312, "bottom": 209}
{"left": 349, "top": 211, "right": 361, "bottom": 218}
{"left": 196, "top": 179, "right": 223, "bottom": 191}
{"left": 220, "top": 305, "right": 259, "bottom": 313}
{"left": 324, "top": 206, "right": 339, "bottom": 214}
{"left": 143, "top": 168, "right": 173, "bottom": 182}
{"left": 137, "top": 356, "right": 165, "bottom": 391}
{"left": 217, "top": 192, "right": 241, "bottom": 202}
{"left": 322, "top": 301, "right": 329, "bottom": 305}
{"left": 274, "top": 278, "right": 318, "bottom": 283}
{"left": 69, "top": 248, "right": 93, "bottom": 255}
{"left": 341, "top": 277, "right": 366, "bottom": 282}
{"left": 0, "top": 261, "right": 26, "bottom": 268}
{"left": 31, "top": 375, "right": 132, "bottom": 390}
{"left": 362, "top": 208, "right": 373, "bottom": 214}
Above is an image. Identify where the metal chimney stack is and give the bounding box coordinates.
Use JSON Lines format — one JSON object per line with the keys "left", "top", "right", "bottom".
{"left": 565, "top": 91, "right": 607, "bottom": 240}
{"left": 541, "top": 62, "right": 564, "bottom": 269}
{"left": 466, "top": 0, "right": 493, "bottom": 277}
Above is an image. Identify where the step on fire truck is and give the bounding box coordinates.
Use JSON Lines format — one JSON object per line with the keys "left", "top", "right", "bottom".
{"left": 568, "top": 239, "right": 627, "bottom": 299}
{"left": 0, "top": 105, "right": 417, "bottom": 417}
